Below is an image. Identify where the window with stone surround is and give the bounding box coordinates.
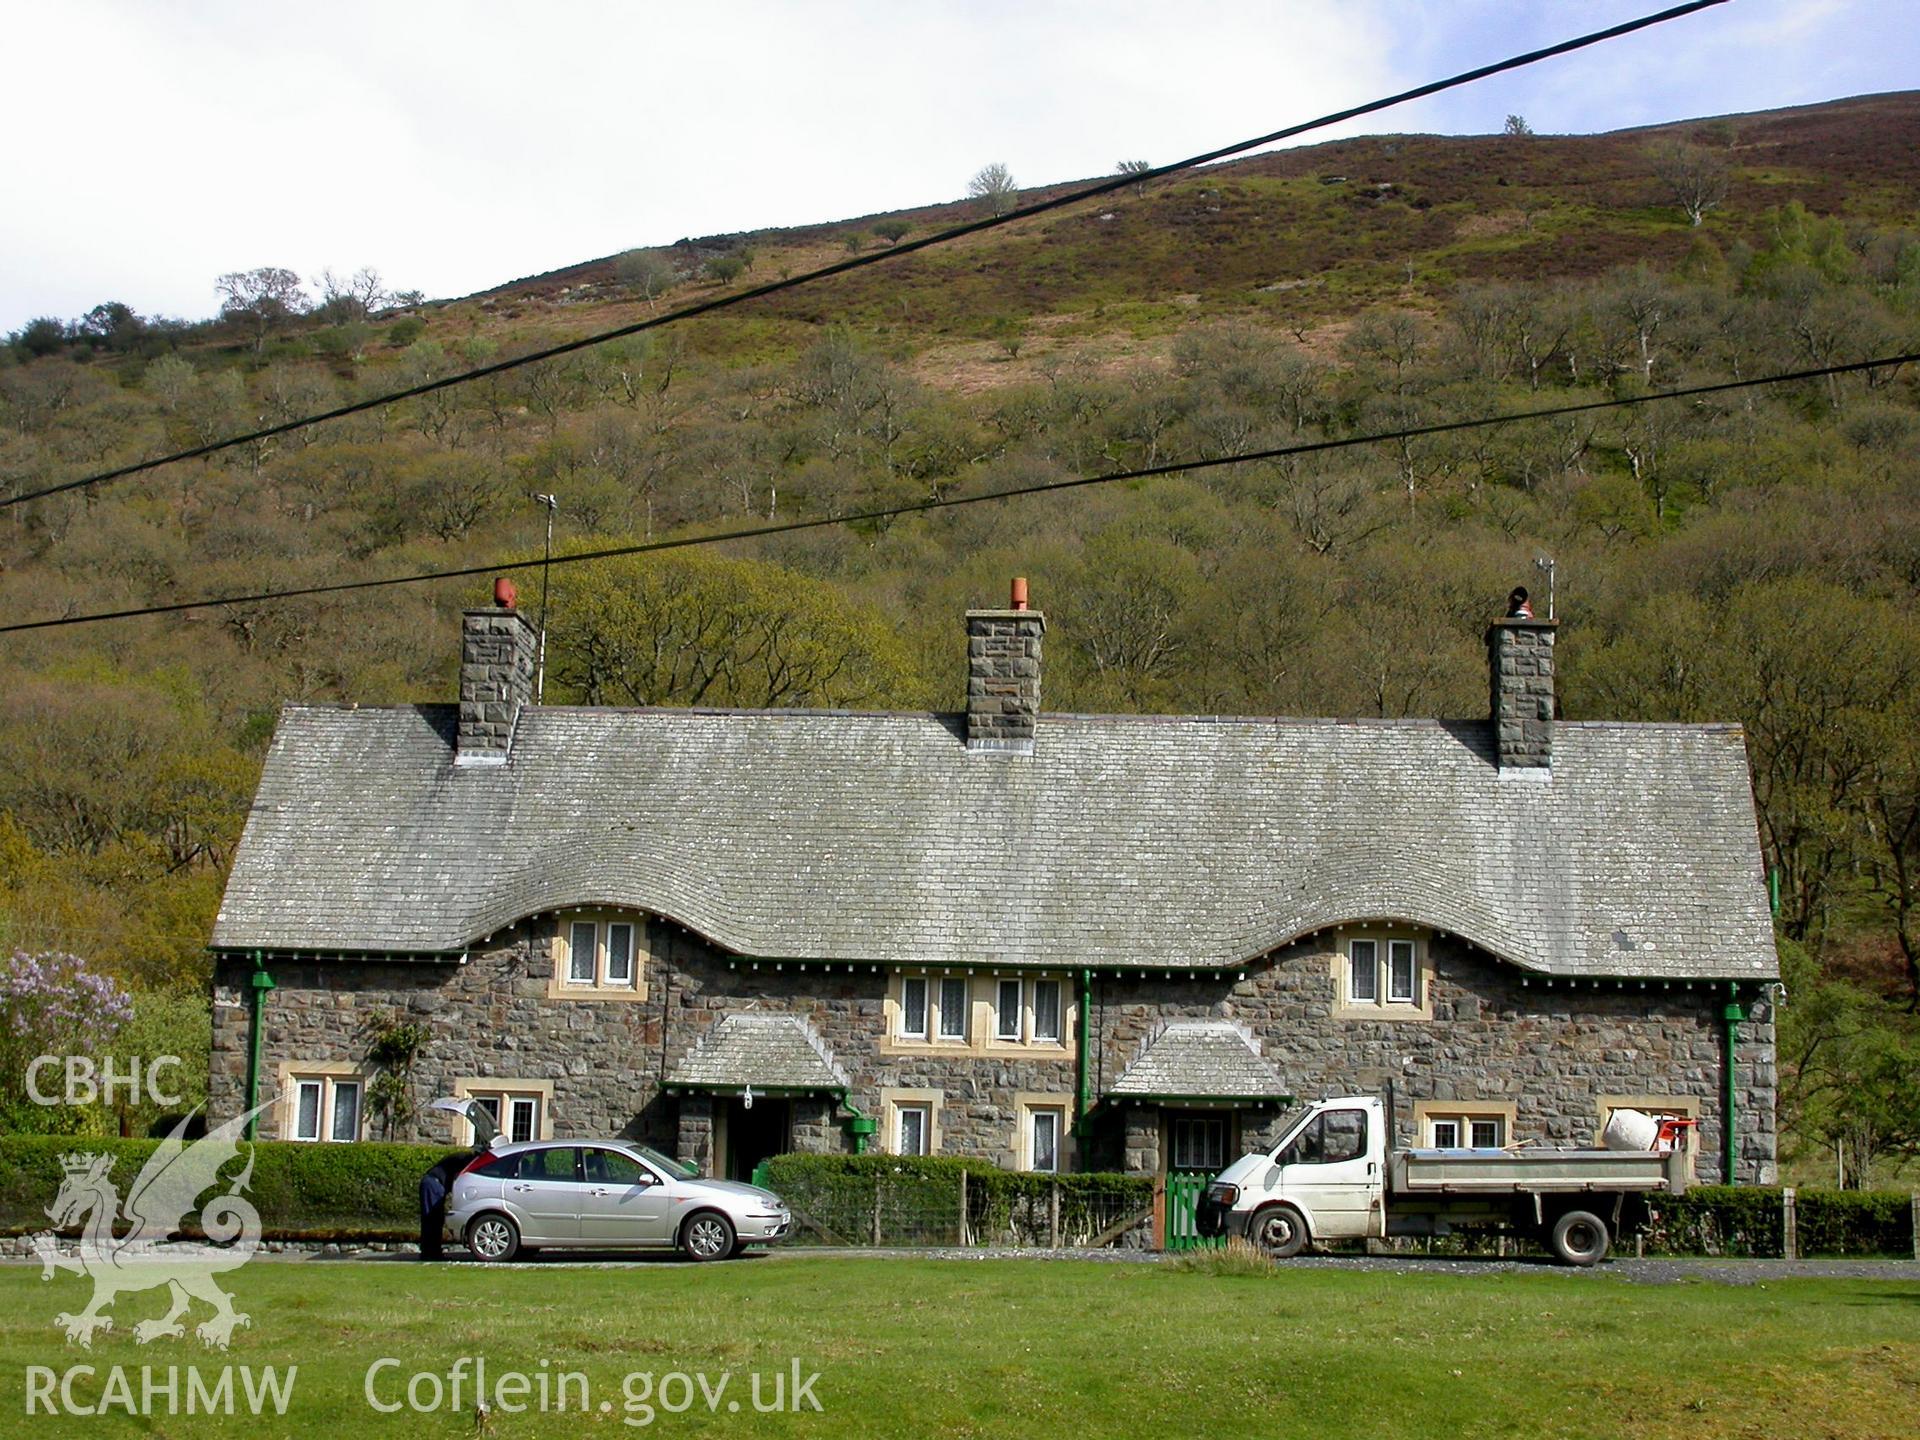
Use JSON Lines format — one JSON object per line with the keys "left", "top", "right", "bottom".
{"left": 1332, "top": 930, "right": 1432, "bottom": 1020}
{"left": 548, "top": 912, "right": 649, "bottom": 1000}
{"left": 1016, "top": 1096, "right": 1070, "bottom": 1173}
{"left": 884, "top": 973, "right": 1075, "bottom": 1056}
{"left": 880, "top": 1088, "right": 943, "bottom": 1156}
{"left": 278, "top": 1062, "right": 366, "bottom": 1142}
{"left": 451, "top": 1078, "right": 555, "bottom": 1145}
{"left": 1415, "top": 1101, "right": 1515, "bottom": 1150}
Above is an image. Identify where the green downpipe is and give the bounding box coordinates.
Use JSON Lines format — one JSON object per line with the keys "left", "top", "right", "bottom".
{"left": 1722, "top": 983, "right": 1746, "bottom": 1186}
{"left": 1073, "top": 968, "right": 1093, "bottom": 1159}
{"left": 839, "top": 1092, "right": 875, "bottom": 1155}
{"left": 1768, "top": 867, "right": 1781, "bottom": 918}
{"left": 244, "top": 951, "right": 276, "bottom": 1140}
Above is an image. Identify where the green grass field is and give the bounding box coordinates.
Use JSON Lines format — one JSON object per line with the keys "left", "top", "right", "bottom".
{"left": 1, "top": 1257, "right": 1916, "bottom": 1438}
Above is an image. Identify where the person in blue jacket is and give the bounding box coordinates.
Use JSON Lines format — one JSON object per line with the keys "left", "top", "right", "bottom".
{"left": 418, "top": 1153, "right": 470, "bottom": 1260}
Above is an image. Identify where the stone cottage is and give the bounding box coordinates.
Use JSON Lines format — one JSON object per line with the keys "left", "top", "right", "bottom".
{"left": 207, "top": 581, "right": 1779, "bottom": 1186}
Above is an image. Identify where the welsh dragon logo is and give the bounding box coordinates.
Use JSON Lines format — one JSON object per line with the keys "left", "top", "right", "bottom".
{"left": 30, "top": 1103, "right": 269, "bottom": 1350}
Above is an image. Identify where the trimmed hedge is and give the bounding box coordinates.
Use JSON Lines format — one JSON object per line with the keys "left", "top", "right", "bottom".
{"left": 1644, "top": 1186, "right": 1918, "bottom": 1259}
{"left": 1796, "top": 1190, "right": 1918, "bottom": 1257}
{"left": 0, "top": 1136, "right": 464, "bottom": 1241}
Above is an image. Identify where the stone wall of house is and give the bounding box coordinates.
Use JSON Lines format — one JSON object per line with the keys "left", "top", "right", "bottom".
{"left": 1085, "top": 934, "right": 1775, "bottom": 1185}
{"left": 210, "top": 920, "right": 1776, "bottom": 1185}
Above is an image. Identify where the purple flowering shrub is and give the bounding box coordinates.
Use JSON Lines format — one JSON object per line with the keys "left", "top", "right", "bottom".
{"left": 0, "top": 951, "right": 135, "bottom": 1133}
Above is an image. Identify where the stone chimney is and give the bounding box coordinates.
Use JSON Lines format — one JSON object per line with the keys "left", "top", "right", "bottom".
{"left": 1487, "top": 585, "right": 1556, "bottom": 770}
{"left": 457, "top": 578, "right": 537, "bottom": 764}
{"left": 965, "top": 577, "right": 1045, "bottom": 754}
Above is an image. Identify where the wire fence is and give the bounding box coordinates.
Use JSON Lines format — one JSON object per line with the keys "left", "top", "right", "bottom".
{"left": 762, "top": 1165, "right": 1152, "bottom": 1249}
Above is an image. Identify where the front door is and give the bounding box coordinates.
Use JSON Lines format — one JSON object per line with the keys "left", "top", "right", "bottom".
{"left": 578, "top": 1146, "right": 673, "bottom": 1245}
{"left": 723, "top": 1097, "right": 791, "bottom": 1182}
{"left": 1273, "top": 1105, "right": 1378, "bottom": 1239}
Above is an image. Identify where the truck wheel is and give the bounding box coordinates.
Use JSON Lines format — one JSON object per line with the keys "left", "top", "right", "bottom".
{"left": 1251, "top": 1204, "right": 1309, "bottom": 1259}
{"left": 1549, "top": 1210, "right": 1609, "bottom": 1267}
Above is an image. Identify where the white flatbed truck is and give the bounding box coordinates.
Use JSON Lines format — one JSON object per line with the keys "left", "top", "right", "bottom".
{"left": 1198, "top": 1094, "right": 1691, "bottom": 1266}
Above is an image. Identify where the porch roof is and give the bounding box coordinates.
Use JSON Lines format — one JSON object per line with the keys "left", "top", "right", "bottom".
{"left": 1107, "top": 1020, "right": 1289, "bottom": 1102}
{"left": 664, "top": 1013, "right": 849, "bottom": 1093}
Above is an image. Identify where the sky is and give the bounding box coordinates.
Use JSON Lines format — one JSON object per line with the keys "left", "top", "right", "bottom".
{"left": 2, "top": 0, "right": 1914, "bottom": 334}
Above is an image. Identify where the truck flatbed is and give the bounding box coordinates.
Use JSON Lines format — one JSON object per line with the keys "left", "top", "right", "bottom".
{"left": 1389, "top": 1146, "right": 1688, "bottom": 1197}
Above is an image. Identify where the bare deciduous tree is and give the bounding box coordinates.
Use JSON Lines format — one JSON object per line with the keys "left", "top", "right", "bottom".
{"left": 214, "top": 267, "right": 309, "bottom": 352}
{"left": 1651, "top": 141, "right": 1729, "bottom": 226}
{"left": 967, "top": 162, "right": 1018, "bottom": 217}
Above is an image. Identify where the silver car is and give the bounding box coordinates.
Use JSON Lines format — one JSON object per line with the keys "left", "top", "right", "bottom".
{"left": 432, "top": 1100, "right": 792, "bottom": 1262}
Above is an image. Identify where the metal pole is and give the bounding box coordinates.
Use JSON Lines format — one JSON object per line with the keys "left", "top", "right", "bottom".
{"left": 533, "top": 493, "right": 558, "bottom": 704}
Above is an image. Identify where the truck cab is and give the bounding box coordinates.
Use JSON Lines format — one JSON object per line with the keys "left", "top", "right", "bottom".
{"left": 1201, "top": 1096, "right": 1387, "bottom": 1252}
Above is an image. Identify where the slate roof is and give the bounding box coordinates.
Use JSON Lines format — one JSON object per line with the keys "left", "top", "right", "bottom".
{"left": 1108, "top": 1021, "right": 1290, "bottom": 1100}
{"left": 212, "top": 704, "right": 1778, "bottom": 981}
{"left": 664, "top": 1013, "right": 849, "bottom": 1092}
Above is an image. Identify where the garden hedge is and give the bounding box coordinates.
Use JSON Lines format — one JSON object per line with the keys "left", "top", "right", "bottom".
{"left": 0, "top": 1135, "right": 463, "bottom": 1241}
{"left": 761, "top": 1153, "right": 1152, "bottom": 1247}
{"left": 1644, "top": 1186, "right": 1917, "bottom": 1258}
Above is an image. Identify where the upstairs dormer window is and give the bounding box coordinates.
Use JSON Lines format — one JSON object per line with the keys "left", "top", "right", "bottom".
{"left": 548, "top": 913, "right": 650, "bottom": 1000}
{"left": 1334, "top": 930, "right": 1431, "bottom": 1019}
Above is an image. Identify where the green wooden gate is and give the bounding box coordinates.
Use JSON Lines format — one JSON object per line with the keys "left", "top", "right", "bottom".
{"left": 1164, "top": 1172, "right": 1223, "bottom": 1252}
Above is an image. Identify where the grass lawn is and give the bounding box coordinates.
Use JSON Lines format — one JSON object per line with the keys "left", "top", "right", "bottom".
{"left": 0, "top": 1256, "right": 1916, "bottom": 1437}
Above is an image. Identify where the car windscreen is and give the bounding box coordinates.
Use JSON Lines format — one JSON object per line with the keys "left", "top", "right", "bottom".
{"left": 629, "top": 1144, "right": 698, "bottom": 1180}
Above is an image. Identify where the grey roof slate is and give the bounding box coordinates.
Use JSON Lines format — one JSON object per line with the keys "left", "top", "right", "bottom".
{"left": 212, "top": 705, "right": 1778, "bottom": 980}
{"left": 664, "top": 1013, "right": 848, "bottom": 1091}
{"left": 1108, "top": 1021, "right": 1290, "bottom": 1100}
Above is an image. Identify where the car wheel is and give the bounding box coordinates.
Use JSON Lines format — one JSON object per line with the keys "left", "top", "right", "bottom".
{"left": 681, "top": 1210, "right": 736, "bottom": 1262}
{"left": 465, "top": 1213, "right": 521, "bottom": 1263}
{"left": 1549, "top": 1209, "right": 1610, "bottom": 1267}
{"left": 1251, "top": 1203, "right": 1309, "bottom": 1259}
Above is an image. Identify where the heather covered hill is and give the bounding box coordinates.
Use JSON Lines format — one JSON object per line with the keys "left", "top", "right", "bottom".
{"left": 2, "top": 93, "right": 1919, "bottom": 1177}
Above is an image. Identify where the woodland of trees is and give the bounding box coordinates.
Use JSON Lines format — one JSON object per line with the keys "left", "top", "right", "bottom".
{"left": 3, "top": 190, "right": 1919, "bottom": 1175}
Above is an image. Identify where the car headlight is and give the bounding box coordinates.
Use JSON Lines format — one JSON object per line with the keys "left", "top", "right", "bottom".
{"left": 1208, "top": 1184, "right": 1239, "bottom": 1206}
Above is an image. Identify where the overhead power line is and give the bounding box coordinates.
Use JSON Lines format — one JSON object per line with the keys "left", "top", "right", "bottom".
{"left": 3, "top": 349, "right": 1908, "bottom": 638}
{"left": 0, "top": 0, "right": 1729, "bottom": 513}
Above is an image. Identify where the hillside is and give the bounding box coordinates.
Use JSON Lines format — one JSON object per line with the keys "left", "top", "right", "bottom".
{"left": 2, "top": 91, "right": 1919, "bottom": 1178}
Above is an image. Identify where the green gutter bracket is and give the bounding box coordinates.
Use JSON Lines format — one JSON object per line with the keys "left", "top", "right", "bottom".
{"left": 244, "top": 951, "right": 276, "bottom": 1140}
{"left": 1723, "top": 982, "right": 1747, "bottom": 1187}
